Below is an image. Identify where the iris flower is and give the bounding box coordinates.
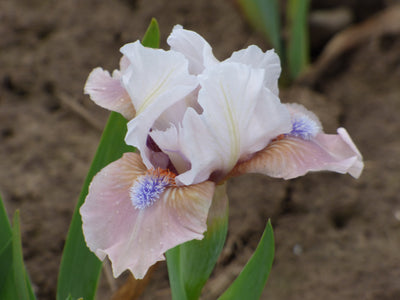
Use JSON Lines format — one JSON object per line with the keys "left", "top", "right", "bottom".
{"left": 81, "top": 25, "right": 363, "bottom": 279}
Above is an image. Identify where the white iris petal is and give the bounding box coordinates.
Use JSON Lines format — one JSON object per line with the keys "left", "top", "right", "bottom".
{"left": 167, "top": 25, "right": 219, "bottom": 75}
{"left": 162, "top": 62, "right": 292, "bottom": 185}
{"left": 120, "top": 41, "right": 198, "bottom": 168}
{"left": 225, "top": 45, "right": 281, "bottom": 96}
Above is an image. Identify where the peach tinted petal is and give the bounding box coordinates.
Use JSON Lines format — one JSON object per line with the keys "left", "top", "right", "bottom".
{"left": 80, "top": 153, "right": 146, "bottom": 264}
{"left": 232, "top": 128, "right": 363, "bottom": 179}
{"left": 80, "top": 152, "right": 215, "bottom": 279}
{"left": 84, "top": 67, "right": 135, "bottom": 119}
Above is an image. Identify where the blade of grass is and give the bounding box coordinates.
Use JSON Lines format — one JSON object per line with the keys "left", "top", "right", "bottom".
{"left": 56, "top": 19, "right": 160, "bottom": 300}
{"left": 287, "top": 0, "right": 310, "bottom": 79}
{"left": 0, "top": 196, "right": 36, "bottom": 299}
{"left": 12, "top": 211, "right": 36, "bottom": 300}
{"left": 0, "top": 194, "right": 12, "bottom": 245}
{"left": 0, "top": 194, "right": 15, "bottom": 296}
{"left": 0, "top": 194, "right": 12, "bottom": 290}
{"left": 0, "top": 239, "right": 12, "bottom": 289}
{"left": 218, "top": 220, "right": 274, "bottom": 300}
{"left": 237, "top": 0, "right": 282, "bottom": 57}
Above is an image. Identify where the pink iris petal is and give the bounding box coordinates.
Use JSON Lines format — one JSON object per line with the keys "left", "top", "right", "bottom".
{"left": 232, "top": 127, "right": 363, "bottom": 179}
{"left": 120, "top": 41, "right": 198, "bottom": 168}
{"left": 80, "top": 153, "right": 215, "bottom": 279}
{"left": 225, "top": 45, "right": 282, "bottom": 96}
{"left": 84, "top": 67, "right": 135, "bottom": 119}
{"left": 167, "top": 25, "right": 219, "bottom": 75}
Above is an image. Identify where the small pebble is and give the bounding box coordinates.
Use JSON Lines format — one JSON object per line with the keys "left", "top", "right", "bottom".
{"left": 293, "top": 244, "right": 303, "bottom": 256}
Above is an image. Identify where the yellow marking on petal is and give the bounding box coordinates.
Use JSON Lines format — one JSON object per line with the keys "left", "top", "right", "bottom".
{"left": 137, "top": 67, "right": 177, "bottom": 115}
{"left": 219, "top": 81, "right": 240, "bottom": 168}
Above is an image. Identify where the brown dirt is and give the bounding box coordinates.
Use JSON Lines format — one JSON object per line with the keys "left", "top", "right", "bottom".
{"left": 1, "top": 0, "right": 399, "bottom": 299}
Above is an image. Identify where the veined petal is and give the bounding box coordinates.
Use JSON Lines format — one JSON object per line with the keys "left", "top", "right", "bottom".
{"left": 231, "top": 128, "right": 364, "bottom": 179}
{"left": 120, "top": 41, "right": 198, "bottom": 116}
{"left": 84, "top": 67, "right": 135, "bottom": 119}
{"left": 173, "top": 63, "right": 291, "bottom": 185}
{"left": 225, "top": 45, "right": 281, "bottom": 96}
{"left": 167, "top": 25, "right": 219, "bottom": 74}
{"left": 80, "top": 152, "right": 215, "bottom": 279}
{"left": 120, "top": 41, "right": 198, "bottom": 167}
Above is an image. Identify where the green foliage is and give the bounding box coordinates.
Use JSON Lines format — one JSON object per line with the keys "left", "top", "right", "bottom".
{"left": 142, "top": 18, "right": 161, "bottom": 49}
{"left": 56, "top": 19, "right": 160, "bottom": 300}
{"left": 287, "top": 0, "right": 310, "bottom": 79}
{"left": 0, "top": 197, "right": 36, "bottom": 300}
{"left": 0, "top": 194, "right": 13, "bottom": 292}
{"left": 218, "top": 220, "right": 275, "bottom": 300}
{"left": 238, "top": 0, "right": 282, "bottom": 55}
{"left": 238, "top": 0, "right": 310, "bottom": 81}
{"left": 167, "top": 184, "right": 229, "bottom": 300}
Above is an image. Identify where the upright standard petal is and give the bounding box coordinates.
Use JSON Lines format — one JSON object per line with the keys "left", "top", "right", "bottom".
{"left": 232, "top": 127, "right": 363, "bottom": 179}
{"left": 225, "top": 45, "right": 282, "bottom": 96}
{"left": 80, "top": 153, "right": 215, "bottom": 279}
{"left": 120, "top": 41, "right": 198, "bottom": 167}
{"left": 167, "top": 25, "right": 219, "bottom": 74}
{"left": 84, "top": 67, "right": 135, "bottom": 119}
{"left": 156, "top": 62, "right": 291, "bottom": 185}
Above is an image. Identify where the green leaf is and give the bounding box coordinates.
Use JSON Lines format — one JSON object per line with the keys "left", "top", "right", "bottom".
{"left": 0, "top": 197, "right": 36, "bottom": 300}
{"left": 0, "top": 194, "right": 12, "bottom": 245}
{"left": 142, "top": 18, "right": 160, "bottom": 49}
{"left": 165, "top": 246, "right": 187, "bottom": 300}
{"left": 237, "top": 0, "right": 282, "bottom": 57}
{"left": 12, "top": 211, "right": 30, "bottom": 300}
{"left": 167, "top": 183, "right": 229, "bottom": 300}
{"left": 0, "top": 194, "right": 12, "bottom": 291}
{"left": 0, "top": 238, "right": 12, "bottom": 289}
{"left": 56, "top": 113, "right": 131, "bottom": 300}
{"left": 287, "top": 0, "right": 310, "bottom": 79}
{"left": 218, "top": 220, "right": 275, "bottom": 300}
{"left": 56, "top": 19, "right": 160, "bottom": 300}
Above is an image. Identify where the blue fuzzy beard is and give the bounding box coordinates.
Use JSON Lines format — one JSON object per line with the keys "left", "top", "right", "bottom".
{"left": 289, "top": 115, "right": 320, "bottom": 140}
{"left": 129, "top": 169, "right": 175, "bottom": 210}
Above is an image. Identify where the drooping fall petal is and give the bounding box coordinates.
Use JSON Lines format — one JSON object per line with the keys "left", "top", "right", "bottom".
{"left": 80, "top": 152, "right": 215, "bottom": 279}
{"left": 84, "top": 67, "right": 135, "bottom": 119}
{"left": 232, "top": 127, "right": 363, "bottom": 179}
{"left": 120, "top": 41, "right": 198, "bottom": 168}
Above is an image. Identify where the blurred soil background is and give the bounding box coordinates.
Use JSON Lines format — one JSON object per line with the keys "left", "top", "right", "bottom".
{"left": 1, "top": 0, "right": 400, "bottom": 299}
